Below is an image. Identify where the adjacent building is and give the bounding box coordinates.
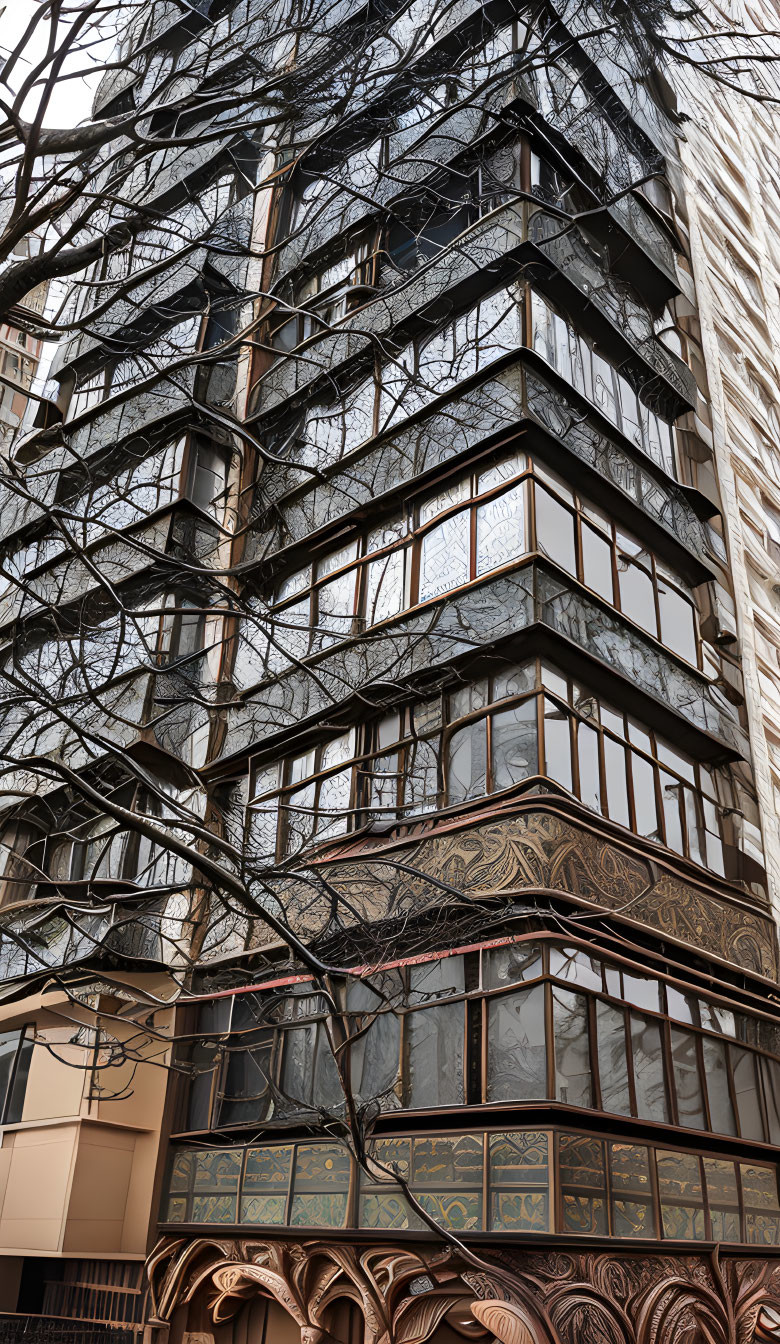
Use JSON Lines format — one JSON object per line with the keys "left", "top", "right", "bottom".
{"left": 0, "top": 0, "right": 779, "bottom": 1339}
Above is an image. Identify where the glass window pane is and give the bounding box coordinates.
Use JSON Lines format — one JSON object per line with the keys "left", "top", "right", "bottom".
{"left": 218, "top": 1015, "right": 274, "bottom": 1127}
{"left": 489, "top": 1130, "right": 550, "bottom": 1233}
{"left": 553, "top": 988, "right": 592, "bottom": 1108}
{"left": 534, "top": 486, "right": 576, "bottom": 574}
{"left": 657, "top": 1150, "right": 705, "bottom": 1240}
{"left": 577, "top": 721, "right": 602, "bottom": 813}
{"left": 543, "top": 699, "right": 572, "bottom": 790}
{"left": 671, "top": 1027, "right": 706, "bottom": 1129}
{"left": 241, "top": 1145, "right": 293, "bottom": 1226}
{"left": 549, "top": 946, "right": 602, "bottom": 991}
{"left": 419, "top": 512, "right": 470, "bottom": 601}
{"left": 741, "top": 1161, "right": 780, "bottom": 1246}
{"left": 631, "top": 1013, "right": 669, "bottom": 1122}
{"left": 631, "top": 752, "right": 660, "bottom": 837}
{"left": 609, "top": 1143, "right": 655, "bottom": 1239}
{"left": 476, "top": 482, "right": 525, "bottom": 575}
{"left": 487, "top": 983, "right": 548, "bottom": 1101}
{"left": 484, "top": 942, "right": 543, "bottom": 988}
{"left": 603, "top": 737, "right": 630, "bottom": 827}
{"left": 0, "top": 1031, "right": 19, "bottom": 1120}
{"left": 559, "top": 1134, "right": 607, "bottom": 1235}
{"left": 581, "top": 522, "right": 613, "bottom": 601}
{"left": 406, "top": 1003, "right": 465, "bottom": 1108}
{"left": 366, "top": 547, "right": 405, "bottom": 625}
{"left": 617, "top": 556, "right": 657, "bottom": 635}
{"left": 289, "top": 1143, "right": 350, "bottom": 1228}
{"left": 4, "top": 1031, "right": 31, "bottom": 1124}
{"left": 658, "top": 583, "right": 697, "bottom": 664}
{"left": 491, "top": 700, "right": 538, "bottom": 791}
{"left": 592, "top": 352, "right": 618, "bottom": 423}
{"left": 447, "top": 720, "right": 487, "bottom": 803}
{"left": 760, "top": 1056, "right": 780, "bottom": 1144}
{"left": 411, "top": 1133, "right": 483, "bottom": 1231}
{"left": 703, "top": 1158, "right": 740, "bottom": 1242}
{"left": 731, "top": 1046, "right": 765, "bottom": 1141}
{"left": 701, "top": 1036, "right": 736, "bottom": 1135}
{"left": 661, "top": 773, "right": 684, "bottom": 854}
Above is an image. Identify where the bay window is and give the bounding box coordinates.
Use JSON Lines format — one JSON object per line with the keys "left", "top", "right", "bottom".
{"left": 248, "top": 657, "right": 747, "bottom": 881}
{"left": 178, "top": 936, "right": 780, "bottom": 1147}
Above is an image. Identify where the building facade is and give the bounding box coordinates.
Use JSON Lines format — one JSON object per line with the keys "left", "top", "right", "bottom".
{"left": 0, "top": 0, "right": 780, "bottom": 1339}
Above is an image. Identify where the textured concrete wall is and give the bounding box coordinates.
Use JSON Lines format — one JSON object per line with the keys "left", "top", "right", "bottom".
{"left": 673, "top": 4, "right": 780, "bottom": 922}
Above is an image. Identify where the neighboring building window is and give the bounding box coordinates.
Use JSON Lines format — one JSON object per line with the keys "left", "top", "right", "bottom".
{"left": 162, "top": 1125, "right": 780, "bottom": 1243}
{"left": 178, "top": 937, "right": 780, "bottom": 1145}
{"left": 0, "top": 1026, "right": 34, "bottom": 1124}
{"left": 248, "top": 657, "right": 748, "bottom": 880}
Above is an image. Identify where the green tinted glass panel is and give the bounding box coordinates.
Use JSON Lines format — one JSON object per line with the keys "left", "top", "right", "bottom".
{"left": 191, "top": 1194, "right": 238, "bottom": 1223}
{"left": 613, "top": 1198, "right": 654, "bottom": 1238}
{"left": 661, "top": 1205, "right": 705, "bottom": 1240}
{"left": 489, "top": 1131, "right": 549, "bottom": 1184}
{"left": 240, "top": 1194, "right": 287, "bottom": 1225}
{"left": 739, "top": 1163, "right": 780, "bottom": 1210}
{"left": 368, "top": 1137, "right": 411, "bottom": 1183}
{"left": 703, "top": 1158, "right": 739, "bottom": 1208}
{"left": 417, "top": 1191, "right": 482, "bottom": 1230}
{"left": 745, "top": 1212, "right": 780, "bottom": 1245}
{"left": 244, "top": 1144, "right": 293, "bottom": 1193}
{"left": 609, "top": 1144, "right": 652, "bottom": 1195}
{"left": 562, "top": 1194, "right": 607, "bottom": 1235}
{"left": 710, "top": 1208, "right": 740, "bottom": 1242}
{"left": 169, "top": 1149, "right": 195, "bottom": 1193}
{"left": 412, "top": 1133, "right": 482, "bottom": 1186}
{"left": 289, "top": 1192, "right": 349, "bottom": 1227}
{"left": 656, "top": 1150, "right": 702, "bottom": 1201}
{"left": 165, "top": 1195, "right": 188, "bottom": 1223}
{"left": 559, "top": 1134, "right": 606, "bottom": 1190}
{"left": 293, "top": 1143, "right": 350, "bottom": 1187}
{"left": 491, "top": 1190, "right": 549, "bottom": 1232}
{"left": 193, "top": 1149, "right": 241, "bottom": 1191}
{"left": 360, "top": 1191, "right": 420, "bottom": 1230}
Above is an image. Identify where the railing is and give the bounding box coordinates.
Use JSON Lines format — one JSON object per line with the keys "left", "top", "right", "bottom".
{"left": 0, "top": 1317, "right": 138, "bottom": 1343}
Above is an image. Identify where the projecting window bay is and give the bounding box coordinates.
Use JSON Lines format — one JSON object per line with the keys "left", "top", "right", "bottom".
{"left": 257, "top": 285, "right": 679, "bottom": 480}
{"left": 235, "top": 450, "right": 706, "bottom": 691}
{"left": 164, "top": 1129, "right": 780, "bottom": 1245}
{"left": 178, "top": 938, "right": 780, "bottom": 1146}
{"left": 247, "top": 658, "right": 762, "bottom": 886}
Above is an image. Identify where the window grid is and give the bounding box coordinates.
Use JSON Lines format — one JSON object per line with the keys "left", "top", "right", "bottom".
{"left": 180, "top": 938, "right": 780, "bottom": 1148}
{"left": 249, "top": 658, "right": 740, "bottom": 878}
{"left": 162, "top": 1125, "right": 780, "bottom": 1246}
{"left": 264, "top": 452, "right": 699, "bottom": 669}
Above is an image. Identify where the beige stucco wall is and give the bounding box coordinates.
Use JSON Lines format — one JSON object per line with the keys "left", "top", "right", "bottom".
{"left": 0, "top": 980, "right": 173, "bottom": 1257}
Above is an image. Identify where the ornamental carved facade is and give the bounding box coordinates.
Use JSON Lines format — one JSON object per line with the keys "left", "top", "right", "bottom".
{"left": 146, "top": 1235, "right": 780, "bottom": 1344}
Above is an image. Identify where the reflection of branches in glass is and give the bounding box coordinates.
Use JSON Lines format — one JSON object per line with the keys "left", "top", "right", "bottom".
{"left": 0, "top": 0, "right": 776, "bottom": 1257}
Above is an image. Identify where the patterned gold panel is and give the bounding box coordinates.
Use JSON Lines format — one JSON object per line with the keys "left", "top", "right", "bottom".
{"left": 313, "top": 803, "right": 777, "bottom": 977}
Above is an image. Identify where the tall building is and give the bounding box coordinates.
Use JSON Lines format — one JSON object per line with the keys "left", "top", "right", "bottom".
{"left": 0, "top": 0, "right": 780, "bottom": 1339}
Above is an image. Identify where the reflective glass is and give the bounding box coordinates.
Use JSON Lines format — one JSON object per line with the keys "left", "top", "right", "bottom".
{"left": 535, "top": 486, "right": 576, "bottom": 574}
{"left": 491, "top": 700, "right": 538, "bottom": 790}
{"left": 447, "top": 721, "right": 487, "bottom": 803}
{"left": 553, "top": 988, "right": 592, "bottom": 1108}
{"left": 631, "top": 1014, "right": 669, "bottom": 1123}
{"left": 487, "top": 984, "right": 548, "bottom": 1101}
{"left": 671, "top": 1028, "right": 706, "bottom": 1129}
